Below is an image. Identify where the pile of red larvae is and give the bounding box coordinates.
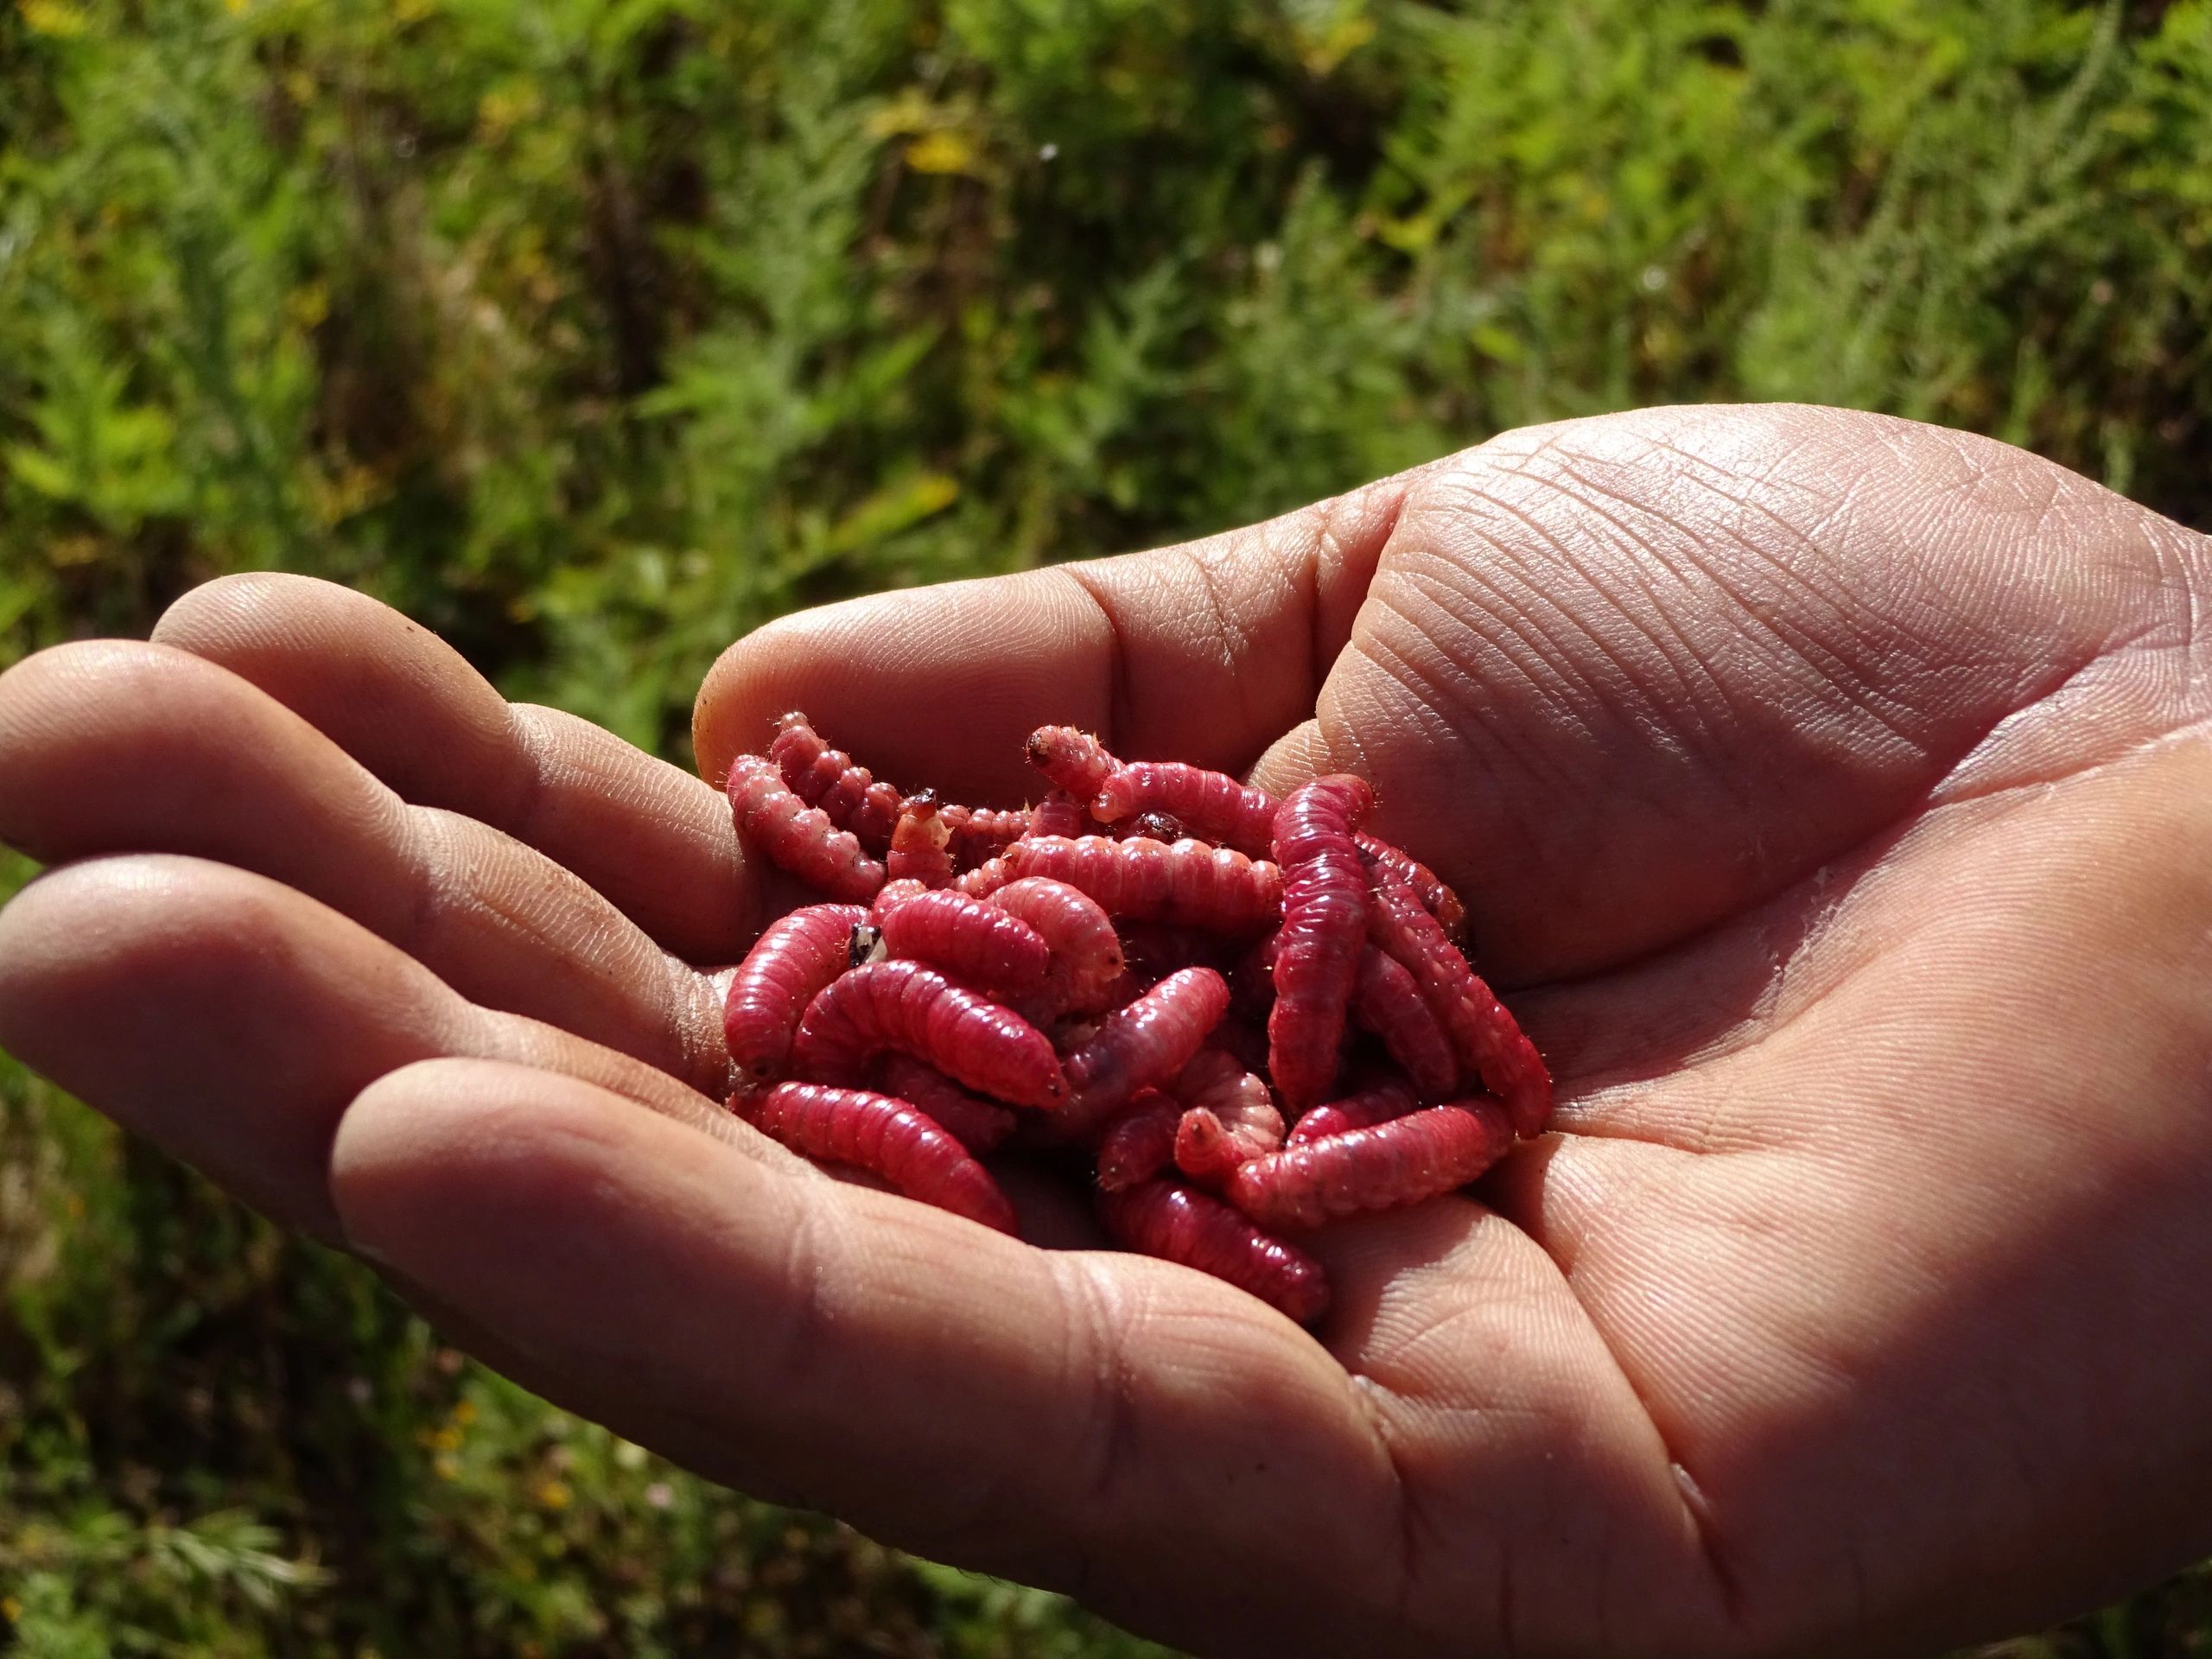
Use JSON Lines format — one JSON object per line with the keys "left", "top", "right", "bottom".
{"left": 720, "top": 714, "right": 1551, "bottom": 1325}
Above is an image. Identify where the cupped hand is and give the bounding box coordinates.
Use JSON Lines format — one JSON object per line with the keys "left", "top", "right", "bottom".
{"left": 4, "top": 404, "right": 2209, "bottom": 1658}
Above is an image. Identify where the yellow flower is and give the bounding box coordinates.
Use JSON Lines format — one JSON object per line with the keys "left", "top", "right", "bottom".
{"left": 20, "top": 0, "right": 88, "bottom": 39}
{"left": 535, "top": 1479, "right": 573, "bottom": 1510}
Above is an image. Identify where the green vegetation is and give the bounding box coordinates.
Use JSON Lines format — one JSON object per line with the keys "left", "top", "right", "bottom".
{"left": 3, "top": 0, "right": 2210, "bottom": 1651}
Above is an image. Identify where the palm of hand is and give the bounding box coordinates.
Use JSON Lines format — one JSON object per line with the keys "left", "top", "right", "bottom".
{"left": 3, "top": 405, "right": 2208, "bottom": 1658}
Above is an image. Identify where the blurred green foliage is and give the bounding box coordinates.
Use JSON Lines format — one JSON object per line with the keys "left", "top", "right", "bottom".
{"left": 5, "top": 0, "right": 2212, "bottom": 1652}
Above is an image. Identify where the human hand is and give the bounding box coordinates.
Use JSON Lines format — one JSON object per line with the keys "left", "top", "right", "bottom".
{"left": 3, "top": 404, "right": 2209, "bottom": 1657}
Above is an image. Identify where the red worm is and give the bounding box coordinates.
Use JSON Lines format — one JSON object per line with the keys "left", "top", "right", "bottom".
{"left": 874, "top": 1052, "right": 1019, "bottom": 1155}
{"left": 989, "top": 836, "right": 1282, "bottom": 932}
{"left": 1093, "top": 762, "right": 1278, "bottom": 858}
{"left": 723, "top": 903, "right": 871, "bottom": 1088}
{"left": 869, "top": 877, "right": 931, "bottom": 922}
{"left": 1368, "top": 879, "right": 1552, "bottom": 1137}
{"left": 1170, "top": 1048, "right": 1285, "bottom": 1184}
{"left": 941, "top": 804, "right": 1030, "bottom": 870}
{"left": 1027, "top": 726, "right": 1122, "bottom": 799}
{"left": 1228, "top": 1098, "right": 1513, "bottom": 1230}
{"left": 1095, "top": 1089, "right": 1181, "bottom": 1192}
{"left": 769, "top": 713, "right": 903, "bottom": 855}
{"left": 1268, "top": 775, "right": 1374, "bottom": 1109}
{"left": 1061, "top": 967, "right": 1230, "bottom": 1135}
{"left": 735, "top": 1082, "right": 1015, "bottom": 1233}
{"left": 791, "top": 959, "right": 1067, "bottom": 1109}
{"left": 1286, "top": 1072, "right": 1419, "bottom": 1147}
{"left": 986, "top": 877, "right": 1126, "bottom": 1015}
{"left": 727, "top": 753, "right": 887, "bottom": 903}
{"left": 880, "top": 888, "right": 1050, "bottom": 1000}
{"left": 1352, "top": 945, "right": 1459, "bottom": 1098}
{"left": 887, "top": 790, "right": 956, "bottom": 888}
{"left": 1355, "top": 833, "right": 1468, "bottom": 944}
{"left": 1029, "top": 790, "right": 1094, "bottom": 840}
{"left": 1096, "top": 1179, "right": 1330, "bottom": 1325}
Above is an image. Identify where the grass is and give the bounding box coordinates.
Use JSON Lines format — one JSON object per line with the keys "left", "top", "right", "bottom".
{"left": 3, "top": 0, "right": 2212, "bottom": 1651}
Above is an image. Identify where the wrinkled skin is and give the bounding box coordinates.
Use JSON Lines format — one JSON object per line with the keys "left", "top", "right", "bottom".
{"left": 3, "top": 405, "right": 2210, "bottom": 1658}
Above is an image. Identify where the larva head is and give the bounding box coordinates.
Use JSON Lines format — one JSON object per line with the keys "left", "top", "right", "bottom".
{"left": 1129, "top": 810, "right": 1183, "bottom": 842}
{"left": 775, "top": 709, "right": 810, "bottom": 733}
{"left": 848, "top": 923, "right": 888, "bottom": 968}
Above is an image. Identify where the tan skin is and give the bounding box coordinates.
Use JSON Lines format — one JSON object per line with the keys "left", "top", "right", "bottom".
{"left": 1, "top": 404, "right": 2209, "bottom": 1657}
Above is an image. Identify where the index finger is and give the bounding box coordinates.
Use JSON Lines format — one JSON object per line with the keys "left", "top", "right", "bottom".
{"left": 691, "top": 472, "right": 1421, "bottom": 804}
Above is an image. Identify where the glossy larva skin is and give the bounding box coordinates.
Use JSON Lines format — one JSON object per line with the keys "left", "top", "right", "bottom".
{"left": 1352, "top": 945, "right": 1459, "bottom": 1099}
{"left": 1166, "top": 1046, "right": 1285, "bottom": 1182}
{"left": 736, "top": 1082, "right": 1016, "bottom": 1234}
{"left": 874, "top": 1052, "right": 1020, "bottom": 1155}
{"left": 1228, "top": 1098, "right": 1514, "bottom": 1230}
{"left": 1092, "top": 762, "right": 1278, "bottom": 859}
{"left": 1268, "top": 776, "right": 1375, "bottom": 1109}
{"left": 1367, "top": 879, "right": 1552, "bottom": 1136}
{"left": 791, "top": 959, "right": 1068, "bottom": 1109}
{"left": 1285, "top": 1073, "right": 1419, "bottom": 1147}
{"left": 770, "top": 713, "right": 903, "bottom": 855}
{"left": 982, "top": 836, "right": 1282, "bottom": 932}
{"left": 1028, "top": 791, "right": 1092, "bottom": 840}
{"left": 868, "top": 878, "right": 931, "bottom": 922}
{"left": 1061, "top": 967, "right": 1231, "bottom": 1135}
{"left": 983, "top": 877, "right": 1125, "bottom": 1016}
{"left": 727, "top": 753, "right": 887, "bottom": 902}
{"left": 1354, "top": 833, "right": 1467, "bottom": 944}
{"left": 941, "top": 804, "right": 1030, "bottom": 871}
{"left": 1096, "top": 1179, "right": 1330, "bottom": 1325}
{"left": 887, "top": 792, "right": 956, "bottom": 889}
{"left": 879, "top": 889, "right": 1050, "bottom": 1000}
{"left": 1095, "top": 1089, "right": 1181, "bottom": 1192}
{"left": 1025, "top": 726, "right": 1122, "bottom": 799}
{"left": 723, "top": 903, "right": 871, "bottom": 1089}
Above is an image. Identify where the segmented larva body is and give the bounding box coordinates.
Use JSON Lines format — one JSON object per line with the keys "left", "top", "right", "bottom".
{"left": 1095, "top": 1090, "right": 1180, "bottom": 1192}
{"left": 985, "top": 877, "right": 1125, "bottom": 1016}
{"left": 869, "top": 878, "right": 931, "bottom": 922}
{"left": 1286, "top": 1072, "right": 1419, "bottom": 1147}
{"left": 1027, "top": 726, "right": 1122, "bottom": 799}
{"left": 1228, "top": 1098, "right": 1513, "bottom": 1230}
{"left": 728, "top": 754, "right": 887, "bottom": 903}
{"left": 990, "top": 836, "right": 1283, "bottom": 932}
{"left": 1170, "top": 1048, "right": 1285, "bottom": 1184}
{"left": 1096, "top": 1179, "right": 1330, "bottom": 1325}
{"left": 791, "top": 959, "right": 1067, "bottom": 1109}
{"left": 1061, "top": 967, "right": 1230, "bottom": 1134}
{"left": 770, "top": 713, "right": 903, "bottom": 855}
{"left": 1368, "top": 879, "right": 1552, "bottom": 1137}
{"left": 1029, "top": 791, "right": 1093, "bottom": 840}
{"left": 887, "top": 791, "right": 956, "bottom": 889}
{"left": 736, "top": 1082, "right": 1015, "bottom": 1234}
{"left": 1093, "top": 762, "right": 1278, "bottom": 859}
{"left": 879, "top": 888, "right": 1050, "bottom": 1000}
{"left": 1355, "top": 833, "right": 1467, "bottom": 944}
{"left": 724, "top": 903, "right": 871, "bottom": 1089}
{"left": 1353, "top": 945, "right": 1459, "bottom": 1099}
{"left": 874, "top": 1052, "right": 1019, "bottom": 1155}
{"left": 1268, "top": 776, "right": 1375, "bottom": 1109}
{"left": 941, "top": 804, "right": 1030, "bottom": 870}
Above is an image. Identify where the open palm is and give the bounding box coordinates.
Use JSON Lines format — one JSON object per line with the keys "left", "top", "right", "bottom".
{"left": 4, "top": 404, "right": 2209, "bottom": 1658}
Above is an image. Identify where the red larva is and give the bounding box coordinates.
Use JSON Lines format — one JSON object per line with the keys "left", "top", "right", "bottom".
{"left": 791, "top": 959, "right": 1068, "bottom": 1109}
{"left": 1029, "top": 790, "right": 1093, "bottom": 840}
{"left": 1116, "top": 918, "right": 1228, "bottom": 983}
{"left": 1096, "top": 1179, "right": 1330, "bottom": 1325}
{"left": 869, "top": 877, "right": 931, "bottom": 922}
{"left": 986, "top": 876, "right": 1125, "bottom": 1015}
{"left": 770, "top": 713, "right": 903, "bottom": 855}
{"left": 1169, "top": 1048, "right": 1285, "bottom": 1184}
{"left": 1095, "top": 1089, "right": 1180, "bottom": 1192}
{"left": 727, "top": 753, "right": 887, "bottom": 903}
{"left": 1286, "top": 1071, "right": 1419, "bottom": 1147}
{"left": 1368, "top": 879, "right": 1552, "bottom": 1137}
{"left": 887, "top": 790, "right": 956, "bottom": 888}
{"left": 874, "top": 1052, "right": 1020, "bottom": 1155}
{"left": 1026, "top": 726, "right": 1122, "bottom": 799}
{"left": 941, "top": 804, "right": 1030, "bottom": 870}
{"left": 879, "top": 888, "right": 1050, "bottom": 1000}
{"left": 1061, "top": 967, "right": 1230, "bottom": 1135}
{"left": 736, "top": 1081, "right": 1015, "bottom": 1234}
{"left": 1352, "top": 945, "right": 1459, "bottom": 1099}
{"left": 1354, "top": 832, "right": 1468, "bottom": 944}
{"left": 723, "top": 903, "right": 871, "bottom": 1089}
{"left": 1093, "top": 762, "right": 1279, "bottom": 859}
{"left": 988, "top": 836, "right": 1283, "bottom": 932}
{"left": 1227, "top": 1098, "right": 1514, "bottom": 1231}
{"left": 1268, "top": 775, "right": 1375, "bottom": 1109}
